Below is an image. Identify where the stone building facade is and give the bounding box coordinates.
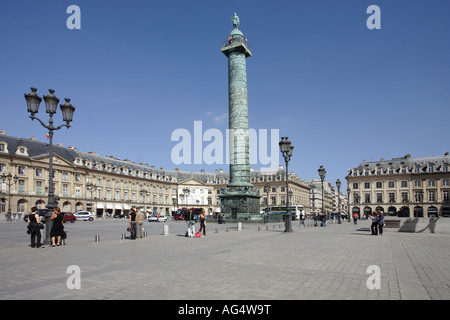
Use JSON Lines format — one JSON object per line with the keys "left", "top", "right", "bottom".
{"left": 346, "top": 153, "right": 450, "bottom": 218}
{"left": 0, "top": 131, "right": 310, "bottom": 219}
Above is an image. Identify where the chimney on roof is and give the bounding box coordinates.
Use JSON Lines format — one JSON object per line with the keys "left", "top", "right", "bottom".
{"left": 29, "top": 137, "right": 36, "bottom": 140}
{"left": 68, "top": 146, "right": 75, "bottom": 150}
{"left": 0, "top": 130, "right": 5, "bottom": 134}
{"left": 88, "top": 151, "right": 97, "bottom": 155}
{"left": 56, "top": 143, "right": 63, "bottom": 147}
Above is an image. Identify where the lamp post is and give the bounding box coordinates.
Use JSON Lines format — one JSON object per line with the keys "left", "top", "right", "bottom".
{"left": 182, "top": 188, "right": 190, "bottom": 206}
{"left": 279, "top": 137, "right": 293, "bottom": 232}
{"left": 336, "top": 179, "right": 342, "bottom": 224}
{"left": 318, "top": 166, "right": 326, "bottom": 217}
{"left": 86, "top": 181, "right": 97, "bottom": 217}
{"left": 172, "top": 197, "right": 178, "bottom": 217}
{"left": 25, "top": 87, "right": 75, "bottom": 244}
{"left": 1, "top": 173, "right": 18, "bottom": 221}
{"left": 347, "top": 186, "right": 351, "bottom": 222}
{"left": 264, "top": 183, "right": 270, "bottom": 208}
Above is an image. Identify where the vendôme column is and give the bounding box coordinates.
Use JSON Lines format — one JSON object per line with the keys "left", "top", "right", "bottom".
{"left": 219, "top": 13, "right": 260, "bottom": 221}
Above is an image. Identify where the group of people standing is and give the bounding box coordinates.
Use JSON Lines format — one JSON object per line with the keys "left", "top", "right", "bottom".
{"left": 185, "top": 208, "right": 206, "bottom": 237}
{"left": 28, "top": 206, "right": 66, "bottom": 248}
{"left": 370, "top": 210, "right": 385, "bottom": 236}
{"left": 128, "top": 207, "right": 146, "bottom": 240}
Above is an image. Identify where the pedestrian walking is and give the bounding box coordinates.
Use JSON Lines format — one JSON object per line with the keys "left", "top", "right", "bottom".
{"left": 370, "top": 211, "right": 379, "bottom": 235}
{"left": 135, "top": 207, "right": 145, "bottom": 238}
{"left": 353, "top": 212, "right": 358, "bottom": 225}
{"left": 198, "top": 208, "right": 206, "bottom": 237}
{"left": 377, "top": 210, "right": 385, "bottom": 236}
{"left": 184, "top": 209, "right": 196, "bottom": 237}
{"left": 28, "top": 206, "right": 43, "bottom": 248}
{"left": 50, "top": 207, "right": 65, "bottom": 247}
{"left": 129, "top": 208, "right": 137, "bottom": 240}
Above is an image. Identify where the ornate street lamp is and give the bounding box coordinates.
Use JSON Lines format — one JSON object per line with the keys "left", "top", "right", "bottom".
{"left": 347, "top": 186, "right": 351, "bottom": 222}
{"left": 25, "top": 88, "right": 75, "bottom": 244}
{"left": 182, "top": 187, "right": 190, "bottom": 206}
{"left": 0, "top": 173, "right": 18, "bottom": 221}
{"left": 279, "top": 137, "right": 293, "bottom": 232}
{"left": 86, "top": 181, "right": 97, "bottom": 216}
{"left": 336, "top": 179, "right": 342, "bottom": 224}
{"left": 318, "top": 165, "right": 326, "bottom": 217}
{"left": 264, "top": 183, "right": 271, "bottom": 207}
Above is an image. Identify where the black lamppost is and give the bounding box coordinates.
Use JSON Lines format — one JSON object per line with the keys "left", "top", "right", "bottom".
{"left": 86, "top": 181, "right": 97, "bottom": 216}
{"left": 25, "top": 87, "right": 75, "bottom": 244}
{"left": 336, "top": 179, "right": 342, "bottom": 224}
{"left": 182, "top": 187, "right": 190, "bottom": 206}
{"left": 318, "top": 166, "right": 326, "bottom": 216}
{"left": 347, "top": 186, "right": 351, "bottom": 222}
{"left": 279, "top": 137, "right": 293, "bottom": 232}
{"left": 0, "top": 173, "right": 18, "bottom": 221}
{"left": 264, "top": 183, "right": 271, "bottom": 208}
{"left": 172, "top": 197, "right": 178, "bottom": 216}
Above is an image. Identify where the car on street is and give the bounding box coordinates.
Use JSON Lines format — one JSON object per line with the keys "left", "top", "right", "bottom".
{"left": 148, "top": 214, "right": 167, "bottom": 222}
{"left": 62, "top": 212, "right": 76, "bottom": 223}
{"left": 23, "top": 209, "right": 50, "bottom": 223}
{"left": 73, "top": 211, "right": 95, "bottom": 221}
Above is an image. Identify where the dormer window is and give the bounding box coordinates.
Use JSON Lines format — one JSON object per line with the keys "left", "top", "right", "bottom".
{"left": 428, "top": 164, "right": 434, "bottom": 173}
{"left": 15, "top": 145, "right": 28, "bottom": 156}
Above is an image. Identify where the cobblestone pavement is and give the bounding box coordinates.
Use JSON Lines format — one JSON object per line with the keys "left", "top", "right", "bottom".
{"left": 0, "top": 218, "right": 449, "bottom": 301}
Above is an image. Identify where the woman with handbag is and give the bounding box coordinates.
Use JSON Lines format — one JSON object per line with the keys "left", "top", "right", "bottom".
{"left": 28, "top": 206, "right": 43, "bottom": 248}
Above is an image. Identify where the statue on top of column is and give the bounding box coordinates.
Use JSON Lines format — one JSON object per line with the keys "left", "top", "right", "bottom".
{"left": 231, "top": 13, "right": 240, "bottom": 29}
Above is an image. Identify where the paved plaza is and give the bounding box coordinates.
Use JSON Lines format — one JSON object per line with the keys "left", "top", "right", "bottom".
{"left": 0, "top": 217, "right": 449, "bottom": 302}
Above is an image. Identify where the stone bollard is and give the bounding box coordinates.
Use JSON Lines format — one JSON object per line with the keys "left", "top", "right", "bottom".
{"left": 121, "top": 233, "right": 125, "bottom": 240}
{"left": 215, "top": 228, "right": 219, "bottom": 233}
{"left": 163, "top": 224, "right": 169, "bottom": 236}
{"left": 237, "top": 222, "right": 242, "bottom": 231}
{"left": 95, "top": 235, "right": 100, "bottom": 242}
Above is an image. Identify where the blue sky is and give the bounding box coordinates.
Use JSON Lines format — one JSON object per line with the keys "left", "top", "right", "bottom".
{"left": 1, "top": 0, "right": 449, "bottom": 188}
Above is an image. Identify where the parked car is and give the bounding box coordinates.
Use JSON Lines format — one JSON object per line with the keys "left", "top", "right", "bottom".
{"left": 61, "top": 212, "right": 76, "bottom": 223}
{"left": 73, "top": 211, "right": 95, "bottom": 221}
{"left": 148, "top": 214, "right": 167, "bottom": 222}
{"left": 23, "top": 209, "right": 50, "bottom": 223}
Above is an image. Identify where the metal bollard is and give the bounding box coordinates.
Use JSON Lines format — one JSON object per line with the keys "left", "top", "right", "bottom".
{"left": 121, "top": 233, "right": 125, "bottom": 240}
{"left": 95, "top": 235, "right": 100, "bottom": 242}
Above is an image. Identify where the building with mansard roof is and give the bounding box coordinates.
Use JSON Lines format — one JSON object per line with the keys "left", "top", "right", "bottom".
{"left": 346, "top": 153, "right": 450, "bottom": 218}
{"left": 0, "top": 130, "right": 310, "bottom": 219}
